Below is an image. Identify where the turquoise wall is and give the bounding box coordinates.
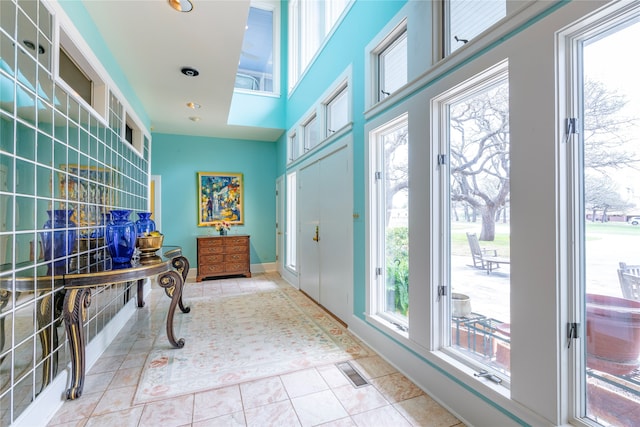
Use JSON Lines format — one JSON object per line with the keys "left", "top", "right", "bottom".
{"left": 228, "top": 92, "right": 285, "bottom": 130}
{"left": 151, "top": 133, "right": 277, "bottom": 268}
{"left": 279, "top": 0, "right": 407, "bottom": 316}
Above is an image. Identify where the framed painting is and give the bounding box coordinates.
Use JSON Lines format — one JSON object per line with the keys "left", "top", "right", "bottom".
{"left": 197, "top": 172, "right": 244, "bottom": 226}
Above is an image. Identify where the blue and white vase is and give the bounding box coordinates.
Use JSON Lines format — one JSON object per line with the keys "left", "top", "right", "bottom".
{"left": 135, "top": 212, "right": 156, "bottom": 236}
{"left": 40, "top": 209, "right": 76, "bottom": 265}
{"left": 106, "top": 209, "right": 137, "bottom": 264}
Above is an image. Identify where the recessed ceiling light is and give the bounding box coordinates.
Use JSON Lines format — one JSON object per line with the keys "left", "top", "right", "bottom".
{"left": 189, "top": 116, "right": 201, "bottom": 122}
{"left": 186, "top": 102, "right": 201, "bottom": 109}
{"left": 168, "top": 0, "right": 193, "bottom": 12}
{"left": 181, "top": 67, "right": 199, "bottom": 77}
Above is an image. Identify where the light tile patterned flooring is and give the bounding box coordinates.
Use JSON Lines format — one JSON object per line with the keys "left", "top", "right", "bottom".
{"left": 48, "top": 274, "right": 464, "bottom": 427}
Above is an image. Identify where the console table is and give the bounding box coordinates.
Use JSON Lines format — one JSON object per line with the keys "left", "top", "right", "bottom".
{"left": 1, "top": 246, "right": 190, "bottom": 400}
{"left": 196, "top": 235, "right": 251, "bottom": 281}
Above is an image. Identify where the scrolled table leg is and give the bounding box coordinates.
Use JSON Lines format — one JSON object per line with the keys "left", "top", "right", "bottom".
{"left": 158, "top": 270, "right": 185, "bottom": 348}
{"left": 37, "top": 293, "right": 58, "bottom": 394}
{"left": 172, "top": 256, "right": 191, "bottom": 314}
{"left": 62, "top": 288, "right": 92, "bottom": 400}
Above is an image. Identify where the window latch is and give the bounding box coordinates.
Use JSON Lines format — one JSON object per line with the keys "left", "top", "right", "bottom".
{"left": 474, "top": 369, "right": 502, "bottom": 384}
{"left": 567, "top": 322, "right": 579, "bottom": 349}
{"left": 437, "top": 285, "right": 446, "bottom": 302}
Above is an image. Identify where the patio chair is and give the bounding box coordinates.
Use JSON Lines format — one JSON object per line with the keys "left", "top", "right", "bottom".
{"left": 618, "top": 262, "right": 640, "bottom": 300}
{"left": 466, "top": 232, "right": 497, "bottom": 270}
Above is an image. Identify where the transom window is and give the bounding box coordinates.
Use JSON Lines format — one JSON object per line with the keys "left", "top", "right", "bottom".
{"left": 303, "top": 114, "right": 319, "bottom": 152}
{"left": 378, "top": 30, "right": 407, "bottom": 101}
{"left": 446, "top": 0, "right": 506, "bottom": 55}
{"left": 326, "top": 85, "right": 348, "bottom": 135}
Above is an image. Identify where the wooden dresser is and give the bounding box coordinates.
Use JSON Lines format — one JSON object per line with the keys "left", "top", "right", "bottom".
{"left": 196, "top": 235, "right": 251, "bottom": 281}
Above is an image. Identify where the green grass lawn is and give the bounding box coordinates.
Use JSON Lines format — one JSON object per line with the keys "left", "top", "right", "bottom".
{"left": 449, "top": 221, "right": 639, "bottom": 257}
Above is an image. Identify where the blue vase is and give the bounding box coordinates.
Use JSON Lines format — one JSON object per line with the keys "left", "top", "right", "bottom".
{"left": 40, "top": 209, "right": 76, "bottom": 266}
{"left": 106, "top": 209, "right": 137, "bottom": 264}
{"left": 135, "top": 212, "right": 156, "bottom": 236}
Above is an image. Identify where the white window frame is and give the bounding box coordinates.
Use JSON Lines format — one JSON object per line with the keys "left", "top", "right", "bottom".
{"left": 235, "top": 1, "right": 280, "bottom": 95}
{"left": 558, "top": 2, "right": 640, "bottom": 424}
{"left": 302, "top": 114, "right": 318, "bottom": 153}
{"left": 325, "top": 83, "right": 349, "bottom": 137}
{"left": 432, "top": 59, "right": 510, "bottom": 382}
{"left": 288, "top": 131, "right": 298, "bottom": 163}
{"left": 57, "top": 28, "right": 107, "bottom": 122}
{"left": 288, "top": 0, "right": 353, "bottom": 92}
{"left": 286, "top": 171, "right": 297, "bottom": 272}
{"left": 377, "top": 27, "right": 408, "bottom": 102}
{"left": 365, "top": 112, "right": 412, "bottom": 342}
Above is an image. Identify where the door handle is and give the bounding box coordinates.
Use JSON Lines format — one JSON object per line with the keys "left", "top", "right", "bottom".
{"left": 312, "top": 225, "right": 319, "bottom": 242}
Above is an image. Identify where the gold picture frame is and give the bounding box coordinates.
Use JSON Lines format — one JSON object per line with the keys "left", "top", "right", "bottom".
{"left": 197, "top": 172, "right": 244, "bottom": 226}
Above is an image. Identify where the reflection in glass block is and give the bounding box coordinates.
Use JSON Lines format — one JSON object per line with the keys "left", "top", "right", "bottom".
{"left": 37, "top": 131, "right": 52, "bottom": 164}
{"left": 36, "top": 165, "right": 51, "bottom": 198}
{"left": 54, "top": 110, "right": 66, "bottom": 142}
{"left": 0, "top": 114, "right": 15, "bottom": 153}
{"left": 16, "top": 121, "right": 36, "bottom": 160}
{"left": 15, "top": 159, "right": 35, "bottom": 195}
{"left": 37, "top": 100, "right": 53, "bottom": 136}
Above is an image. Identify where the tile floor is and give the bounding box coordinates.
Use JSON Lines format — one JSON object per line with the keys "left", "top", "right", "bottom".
{"left": 47, "top": 274, "right": 464, "bottom": 427}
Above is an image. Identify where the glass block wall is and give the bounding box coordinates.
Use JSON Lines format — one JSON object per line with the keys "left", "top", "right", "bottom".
{"left": 0, "top": 1, "right": 150, "bottom": 424}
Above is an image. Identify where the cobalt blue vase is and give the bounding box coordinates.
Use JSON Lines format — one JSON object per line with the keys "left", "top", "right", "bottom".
{"left": 40, "top": 209, "right": 76, "bottom": 265}
{"left": 135, "top": 212, "right": 156, "bottom": 236}
{"left": 106, "top": 209, "right": 137, "bottom": 264}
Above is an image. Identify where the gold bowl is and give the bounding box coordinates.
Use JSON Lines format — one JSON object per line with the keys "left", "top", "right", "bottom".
{"left": 136, "top": 234, "right": 164, "bottom": 257}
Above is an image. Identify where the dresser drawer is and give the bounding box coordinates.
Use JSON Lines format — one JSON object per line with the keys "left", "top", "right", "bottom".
{"left": 199, "top": 264, "right": 225, "bottom": 275}
{"left": 225, "top": 262, "right": 249, "bottom": 273}
{"left": 200, "top": 254, "right": 224, "bottom": 264}
{"left": 198, "top": 238, "right": 223, "bottom": 248}
{"left": 224, "top": 253, "right": 248, "bottom": 262}
{"left": 199, "top": 245, "right": 224, "bottom": 255}
{"left": 224, "top": 245, "right": 248, "bottom": 254}
{"left": 222, "top": 237, "right": 249, "bottom": 246}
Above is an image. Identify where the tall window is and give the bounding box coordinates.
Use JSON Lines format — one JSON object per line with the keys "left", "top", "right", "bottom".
{"left": 288, "top": 0, "right": 350, "bottom": 91}
{"left": 371, "top": 114, "right": 409, "bottom": 330}
{"left": 236, "top": 5, "right": 276, "bottom": 93}
{"left": 326, "top": 85, "right": 348, "bottom": 135}
{"left": 378, "top": 30, "right": 407, "bottom": 101}
{"left": 446, "top": 0, "right": 506, "bottom": 54}
{"left": 436, "top": 63, "right": 510, "bottom": 378}
{"left": 565, "top": 7, "right": 640, "bottom": 425}
{"left": 286, "top": 171, "right": 297, "bottom": 271}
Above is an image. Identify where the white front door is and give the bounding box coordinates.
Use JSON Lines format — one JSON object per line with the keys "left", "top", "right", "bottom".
{"left": 318, "top": 145, "right": 352, "bottom": 323}
{"left": 298, "top": 161, "right": 320, "bottom": 301}
{"left": 296, "top": 143, "right": 353, "bottom": 323}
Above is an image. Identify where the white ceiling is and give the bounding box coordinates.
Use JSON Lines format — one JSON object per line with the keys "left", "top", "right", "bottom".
{"left": 82, "top": 0, "right": 283, "bottom": 141}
